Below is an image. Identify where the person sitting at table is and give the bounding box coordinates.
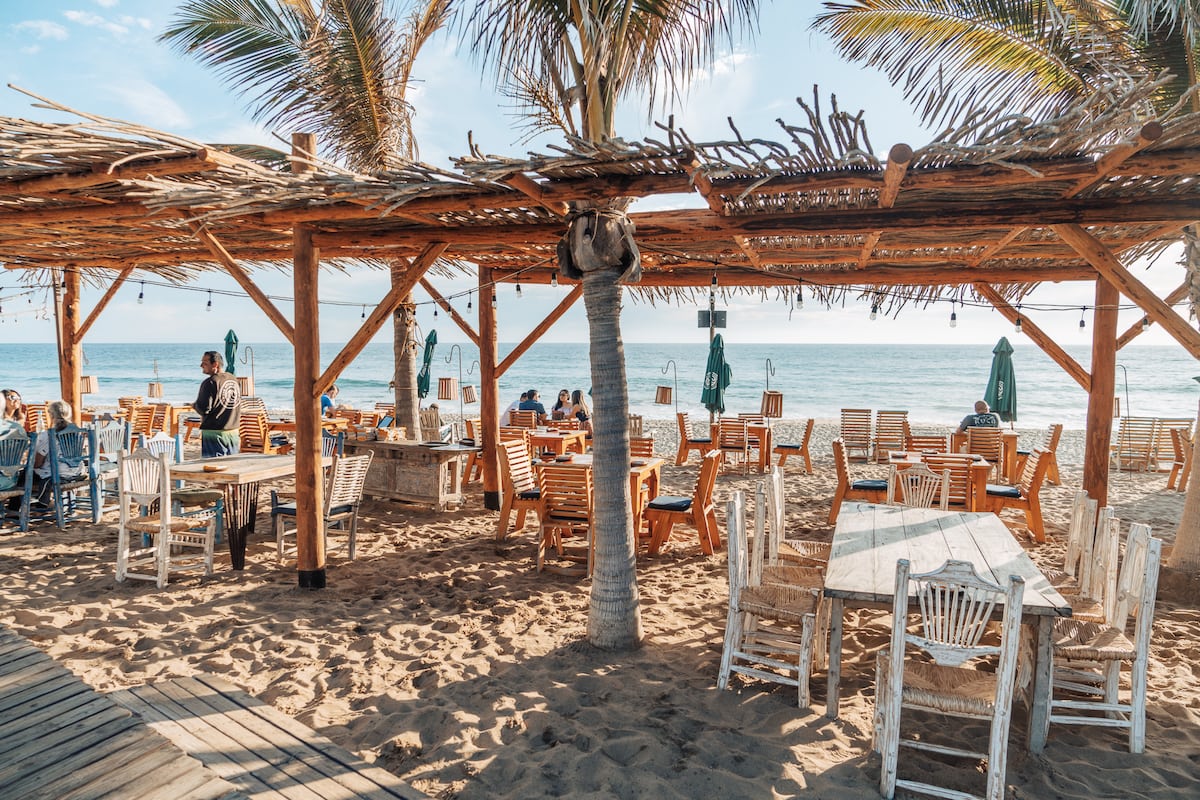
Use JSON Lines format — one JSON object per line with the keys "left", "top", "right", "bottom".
{"left": 519, "top": 388, "right": 547, "bottom": 424}
{"left": 956, "top": 400, "right": 999, "bottom": 433}
{"left": 500, "top": 392, "right": 527, "bottom": 426}
{"left": 1, "top": 389, "right": 26, "bottom": 430}
{"left": 570, "top": 389, "right": 593, "bottom": 436}
{"left": 29, "top": 400, "right": 87, "bottom": 506}
{"left": 551, "top": 389, "right": 572, "bottom": 420}
{"left": 320, "top": 384, "right": 341, "bottom": 418}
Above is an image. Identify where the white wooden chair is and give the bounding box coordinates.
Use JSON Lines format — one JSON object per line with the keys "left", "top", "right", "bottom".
{"left": 717, "top": 490, "right": 822, "bottom": 709}
{"left": 763, "top": 465, "right": 830, "bottom": 569}
{"left": 1049, "top": 524, "right": 1162, "bottom": 753}
{"left": 887, "top": 463, "right": 950, "bottom": 509}
{"left": 874, "top": 559, "right": 1025, "bottom": 800}
{"left": 273, "top": 452, "right": 373, "bottom": 562}
{"left": 115, "top": 448, "right": 216, "bottom": 589}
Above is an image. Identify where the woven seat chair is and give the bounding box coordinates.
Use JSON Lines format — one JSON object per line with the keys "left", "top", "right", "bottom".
{"left": 273, "top": 452, "right": 373, "bottom": 562}
{"left": 1041, "top": 491, "right": 1097, "bottom": 593}
{"left": 497, "top": 439, "right": 540, "bottom": 541}
{"left": 875, "top": 559, "right": 1025, "bottom": 800}
{"left": 45, "top": 424, "right": 101, "bottom": 529}
{"left": 1057, "top": 507, "right": 1120, "bottom": 624}
{"left": 92, "top": 419, "right": 130, "bottom": 516}
{"left": 645, "top": 450, "right": 721, "bottom": 556}
{"left": 1049, "top": 524, "right": 1162, "bottom": 753}
{"left": 717, "top": 490, "right": 823, "bottom": 709}
{"left": 828, "top": 438, "right": 888, "bottom": 524}
{"left": 773, "top": 417, "right": 814, "bottom": 474}
{"left": 761, "top": 465, "right": 830, "bottom": 569}
{"left": 674, "top": 411, "right": 712, "bottom": 466}
{"left": 886, "top": 462, "right": 949, "bottom": 509}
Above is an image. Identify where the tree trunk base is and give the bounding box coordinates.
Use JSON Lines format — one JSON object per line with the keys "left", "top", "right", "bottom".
{"left": 1158, "top": 564, "right": 1200, "bottom": 607}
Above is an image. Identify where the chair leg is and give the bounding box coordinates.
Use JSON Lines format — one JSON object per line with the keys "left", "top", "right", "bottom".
{"left": 348, "top": 512, "right": 358, "bottom": 560}
{"left": 1128, "top": 658, "right": 1147, "bottom": 753}
{"left": 274, "top": 514, "right": 286, "bottom": 563}
{"left": 717, "top": 608, "right": 745, "bottom": 691}
{"left": 801, "top": 446, "right": 813, "bottom": 475}
{"left": 496, "top": 497, "right": 514, "bottom": 542}
{"left": 675, "top": 442, "right": 688, "bottom": 466}
{"left": 694, "top": 512, "right": 713, "bottom": 556}
{"left": 648, "top": 518, "right": 676, "bottom": 556}
{"left": 116, "top": 525, "right": 129, "bottom": 583}
{"left": 797, "top": 614, "right": 815, "bottom": 709}
{"left": 828, "top": 487, "right": 846, "bottom": 525}
{"left": 705, "top": 508, "right": 721, "bottom": 552}
{"left": 1046, "top": 453, "right": 1060, "bottom": 485}
{"left": 1026, "top": 497, "right": 1046, "bottom": 543}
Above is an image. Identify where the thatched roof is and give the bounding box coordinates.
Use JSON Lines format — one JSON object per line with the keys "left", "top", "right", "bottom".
{"left": 3, "top": 78, "right": 1199, "bottom": 311}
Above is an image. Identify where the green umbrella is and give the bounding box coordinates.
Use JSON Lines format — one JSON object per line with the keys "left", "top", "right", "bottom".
{"left": 701, "top": 333, "right": 732, "bottom": 415}
{"left": 984, "top": 336, "right": 1017, "bottom": 423}
{"left": 223, "top": 329, "right": 238, "bottom": 375}
{"left": 417, "top": 329, "right": 438, "bottom": 399}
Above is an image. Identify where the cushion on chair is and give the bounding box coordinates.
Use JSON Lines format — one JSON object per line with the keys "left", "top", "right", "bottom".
{"left": 459, "top": 438, "right": 476, "bottom": 446}
{"left": 985, "top": 484, "right": 1022, "bottom": 498}
{"left": 1016, "top": 448, "right": 1031, "bottom": 457}
{"left": 687, "top": 437, "right": 712, "bottom": 444}
{"left": 271, "top": 501, "right": 354, "bottom": 517}
{"left": 173, "top": 488, "right": 224, "bottom": 506}
{"left": 647, "top": 495, "right": 692, "bottom": 512}
{"left": 851, "top": 479, "right": 889, "bottom": 491}
{"left": 774, "top": 443, "right": 802, "bottom": 450}
{"left": 517, "top": 489, "right": 541, "bottom": 501}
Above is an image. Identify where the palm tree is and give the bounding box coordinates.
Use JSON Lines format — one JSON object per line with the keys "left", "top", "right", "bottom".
{"left": 448, "top": 0, "right": 763, "bottom": 649}
{"left": 161, "top": 0, "right": 451, "bottom": 439}
{"left": 813, "top": 0, "right": 1200, "bottom": 570}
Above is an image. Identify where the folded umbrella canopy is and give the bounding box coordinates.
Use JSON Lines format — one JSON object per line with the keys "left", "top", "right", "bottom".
{"left": 701, "top": 333, "right": 732, "bottom": 416}
{"left": 984, "top": 336, "right": 1017, "bottom": 423}
{"left": 223, "top": 329, "right": 238, "bottom": 375}
{"left": 417, "top": 329, "right": 438, "bottom": 399}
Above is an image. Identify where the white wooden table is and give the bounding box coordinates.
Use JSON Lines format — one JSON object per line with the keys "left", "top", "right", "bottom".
{"left": 822, "top": 502, "right": 1070, "bottom": 752}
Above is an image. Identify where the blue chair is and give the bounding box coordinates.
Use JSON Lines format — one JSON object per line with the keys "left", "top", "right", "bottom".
{"left": 46, "top": 424, "right": 101, "bottom": 528}
{"left": 322, "top": 429, "right": 346, "bottom": 457}
{"left": 0, "top": 435, "right": 35, "bottom": 532}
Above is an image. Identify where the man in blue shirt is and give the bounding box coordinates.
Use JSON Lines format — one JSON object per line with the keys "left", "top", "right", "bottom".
{"left": 519, "top": 388, "right": 547, "bottom": 424}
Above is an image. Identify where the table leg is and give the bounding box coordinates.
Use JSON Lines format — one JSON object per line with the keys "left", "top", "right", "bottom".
{"left": 223, "top": 481, "right": 260, "bottom": 571}
{"left": 826, "top": 597, "right": 844, "bottom": 719}
{"left": 1027, "top": 616, "right": 1053, "bottom": 752}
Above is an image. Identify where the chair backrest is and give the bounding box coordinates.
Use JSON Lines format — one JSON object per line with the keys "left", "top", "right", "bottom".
{"left": 239, "top": 411, "right": 270, "bottom": 449}
{"left": 141, "top": 431, "right": 181, "bottom": 462}
{"left": 628, "top": 414, "right": 644, "bottom": 438}
{"left": 1041, "top": 423, "right": 1064, "bottom": 453}
{"left": 763, "top": 466, "right": 786, "bottom": 568}
{"left": 832, "top": 438, "right": 851, "bottom": 488}
{"left": 321, "top": 430, "right": 345, "bottom": 457}
{"left": 240, "top": 396, "right": 268, "bottom": 416}
{"left": 94, "top": 420, "right": 129, "bottom": 464}
{"left": 737, "top": 413, "right": 766, "bottom": 427}
{"left": 129, "top": 405, "right": 157, "bottom": 438}
{"left": 906, "top": 433, "right": 948, "bottom": 453}
{"left": 874, "top": 410, "right": 909, "bottom": 454}
{"left": 359, "top": 411, "right": 381, "bottom": 429}
{"left": 1017, "top": 447, "right": 1050, "bottom": 496}
{"left": 418, "top": 407, "right": 440, "bottom": 436}
{"left": 465, "top": 417, "right": 481, "bottom": 441}
{"left": 509, "top": 409, "right": 538, "bottom": 429}
{"left": 1086, "top": 508, "right": 1120, "bottom": 617}
{"left": 716, "top": 417, "right": 748, "bottom": 448}
{"left": 890, "top": 463, "right": 949, "bottom": 510}
{"left": 676, "top": 412, "right": 692, "bottom": 441}
{"left": 840, "top": 408, "right": 872, "bottom": 451}
{"left": 544, "top": 418, "right": 578, "bottom": 432}
{"left": 48, "top": 424, "right": 94, "bottom": 482}
{"left": 324, "top": 453, "right": 373, "bottom": 514}
{"left": 693, "top": 450, "right": 722, "bottom": 510}
{"left": 1110, "top": 524, "right": 1161, "bottom": 637}
{"left": 498, "top": 426, "right": 532, "bottom": 459}
{"left": 1154, "top": 418, "right": 1193, "bottom": 464}
{"left": 538, "top": 464, "right": 593, "bottom": 523}
{"left": 118, "top": 447, "right": 172, "bottom": 512}
{"left": 966, "top": 426, "right": 1003, "bottom": 463}
{"left": 726, "top": 491, "right": 750, "bottom": 600}
{"left": 921, "top": 453, "right": 974, "bottom": 508}
{"left": 1062, "top": 490, "right": 1099, "bottom": 581}
{"left": 499, "top": 439, "right": 537, "bottom": 495}
{"left": 629, "top": 436, "right": 655, "bottom": 458}
{"left": 798, "top": 417, "right": 814, "bottom": 449}
{"left": 374, "top": 402, "right": 395, "bottom": 415}
{"left": 117, "top": 396, "right": 143, "bottom": 414}
{"left": 0, "top": 435, "right": 33, "bottom": 489}
{"left": 23, "top": 403, "right": 47, "bottom": 432}
{"left": 1170, "top": 426, "right": 1190, "bottom": 464}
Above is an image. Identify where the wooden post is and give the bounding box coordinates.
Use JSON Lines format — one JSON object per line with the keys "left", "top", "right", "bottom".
{"left": 291, "top": 132, "right": 325, "bottom": 589}
{"left": 1083, "top": 278, "right": 1118, "bottom": 506}
{"left": 478, "top": 266, "right": 501, "bottom": 510}
{"left": 59, "top": 268, "right": 82, "bottom": 419}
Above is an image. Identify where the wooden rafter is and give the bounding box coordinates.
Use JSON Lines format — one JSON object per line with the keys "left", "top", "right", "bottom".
{"left": 973, "top": 282, "right": 1092, "bottom": 393}
{"left": 680, "top": 153, "right": 767, "bottom": 270}
{"left": 496, "top": 285, "right": 583, "bottom": 377}
{"left": 1117, "top": 281, "right": 1191, "bottom": 349}
{"left": 191, "top": 224, "right": 296, "bottom": 344}
{"left": 503, "top": 173, "right": 569, "bottom": 217}
{"left": 75, "top": 265, "right": 133, "bottom": 339}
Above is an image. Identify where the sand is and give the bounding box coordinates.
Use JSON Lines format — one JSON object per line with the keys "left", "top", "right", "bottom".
{"left": 1, "top": 420, "right": 1197, "bottom": 798}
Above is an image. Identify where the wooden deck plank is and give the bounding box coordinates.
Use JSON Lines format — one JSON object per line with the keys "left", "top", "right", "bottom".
{"left": 20, "top": 729, "right": 185, "bottom": 800}
{"left": 1, "top": 720, "right": 159, "bottom": 798}
{"left": 0, "top": 670, "right": 92, "bottom": 717}
{"left": 51, "top": 738, "right": 210, "bottom": 800}
{"left": 0, "top": 690, "right": 117, "bottom": 750}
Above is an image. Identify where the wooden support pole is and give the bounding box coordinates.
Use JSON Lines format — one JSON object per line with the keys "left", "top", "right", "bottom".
{"left": 58, "top": 269, "right": 82, "bottom": 418}
{"left": 1084, "top": 278, "right": 1119, "bottom": 506}
{"left": 478, "top": 266, "right": 501, "bottom": 510}
{"left": 503, "top": 173, "right": 569, "bottom": 217}
{"left": 878, "top": 143, "right": 913, "bottom": 209}
{"left": 76, "top": 265, "right": 133, "bottom": 340}
{"left": 192, "top": 225, "right": 296, "bottom": 344}
{"left": 318, "top": 243, "right": 447, "bottom": 393}
{"left": 496, "top": 285, "right": 584, "bottom": 376}
{"left": 1054, "top": 223, "right": 1200, "bottom": 358}
{"left": 974, "top": 283, "right": 1092, "bottom": 392}
{"left": 418, "top": 277, "right": 480, "bottom": 346}
{"left": 1117, "top": 281, "right": 1190, "bottom": 349}
{"left": 291, "top": 132, "right": 325, "bottom": 589}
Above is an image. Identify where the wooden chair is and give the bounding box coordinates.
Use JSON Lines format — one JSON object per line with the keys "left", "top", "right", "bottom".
{"left": 1153, "top": 418, "right": 1193, "bottom": 472}
{"left": 715, "top": 417, "right": 751, "bottom": 474}
{"left": 374, "top": 402, "right": 395, "bottom": 416}
{"left": 117, "top": 396, "right": 143, "bottom": 418}
{"left": 1058, "top": 506, "right": 1120, "bottom": 624}
{"left": 717, "top": 490, "right": 823, "bottom": 709}
{"left": 828, "top": 438, "right": 888, "bottom": 524}
{"left": 921, "top": 452, "right": 976, "bottom": 511}
{"left": 905, "top": 433, "right": 949, "bottom": 453}
{"left": 129, "top": 405, "right": 158, "bottom": 439}
{"left": 628, "top": 414, "right": 644, "bottom": 437}
{"left": 240, "top": 396, "right": 268, "bottom": 416}
{"left": 1050, "top": 524, "right": 1162, "bottom": 752}
{"left": 984, "top": 447, "right": 1051, "bottom": 542}
{"left": 773, "top": 417, "right": 814, "bottom": 473}
{"left": 536, "top": 464, "right": 593, "bottom": 576}
{"left": 273, "top": 452, "right": 373, "bottom": 562}
{"left": 1015, "top": 423, "right": 1063, "bottom": 485}
{"left": 497, "top": 439, "right": 540, "bottom": 541}
{"left": 1168, "top": 426, "right": 1193, "bottom": 492}
{"left": 239, "top": 411, "right": 291, "bottom": 454}
{"left": 92, "top": 419, "right": 130, "bottom": 516}
{"left": 1110, "top": 417, "right": 1157, "bottom": 472}
{"left": 759, "top": 470, "right": 829, "bottom": 608}
{"left": 966, "top": 425, "right": 1004, "bottom": 480}
{"left": 874, "top": 559, "right": 1024, "bottom": 800}
{"left": 886, "top": 463, "right": 949, "bottom": 509}
{"left": 461, "top": 418, "right": 483, "bottom": 484}
{"left": 645, "top": 450, "right": 721, "bottom": 556}
{"left": 674, "top": 411, "right": 713, "bottom": 466}
{"left": 115, "top": 448, "right": 216, "bottom": 589}
{"left": 873, "top": 410, "right": 909, "bottom": 463}
{"left": 46, "top": 424, "right": 101, "bottom": 529}
{"left": 508, "top": 409, "right": 539, "bottom": 429}
{"left": 543, "top": 418, "right": 579, "bottom": 432}
{"left": 0, "top": 436, "right": 34, "bottom": 533}
{"left": 1043, "top": 491, "right": 1098, "bottom": 593}
{"left": 418, "top": 407, "right": 444, "bottom": 440}
{"left": 321, "top": 429, "right": 346, "bottom": 457}
{"left": 839, "top": 408, "right": 872, "bottom": 462}
{"left": 629, "top": 436, "right": 655, "bottom": 458}
{"left": 499, "top": 425, "right": 533, "bottom": 460}
{"left": 22, "top": 403, "right": 47, "bottom": 433}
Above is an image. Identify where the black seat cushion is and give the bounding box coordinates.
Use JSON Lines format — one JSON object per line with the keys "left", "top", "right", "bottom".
{"left": 273, "top": 501, "right": 354, "bottom": 516}
{"left": 647, "top": 495, "right": 692, "bottom": 512}
{"left": 687, "top": 437, "right": 712, "bottom": 444}
{"left": 775, "top": 443, "right": 802, "bottom": 450}
{"left": 851, "top": 479, "right": 889, "bottom": 491}
{"left": 986, "top": 484, "right": 1022, "bottom": 498}
{"left": 517, "top": 489, "right": 540, "bottom": 501}
{"left": 1015, "top": 448, "right": 1031, "bottom": 457}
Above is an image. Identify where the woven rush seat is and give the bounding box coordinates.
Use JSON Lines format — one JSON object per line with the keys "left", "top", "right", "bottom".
{"left": 883, "top": 660, "right": 999, "bottom": 714}
{"left": 124, "top": 515, "right": 194, "bottom": 533}
{"left": 779, "top": 538, "right": 831, "bottom": 566}
{"left": 173, "top": 487, "right": 224, "bottom": 506}
{"left": 761, "top": 563, "right": 825, "bottom": 589}
{"left": 1052, "top": 618, "right": 1136, "bottom": 661}
{"left": 646, "top": 494, "right": 690, "bottom": 512}
{"left": 736, "top": 582, "right": 820, "bottom": 626}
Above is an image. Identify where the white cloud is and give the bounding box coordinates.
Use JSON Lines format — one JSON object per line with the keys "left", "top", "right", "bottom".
{"left": 118, "top": 15, "right": 152, "bottom": 31}
{"left": 94, "top": 0, "right": 119, "bottom": 7}
{"left": 105, "top": 80, "right": 191, "bottom": 129}
{"left": 14, "top": 20, "right": 69, "bottom": 40}
{"left": 63, "top": 10, "right": 128, "bottom": 36}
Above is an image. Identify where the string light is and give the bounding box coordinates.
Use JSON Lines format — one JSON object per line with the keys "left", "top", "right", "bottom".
{"left": 491, "top": 292, "right": 497, "bottom": 309}
{"left": 433, "top": 304, "right": 438, "bottom": 317}
{"left": 551, "top": 270, "right": 558, "bottom": 288}
{"left": 1014, "top": 303, "right": 1023, "bottom": 334}
{"left": 361, "top": 304, "right": 366, "bottom": 320}
{"left": 869, "top": 303, "right": 878, "bottom": 321}
{"left": 1078, "top": 306, "right": 1086, "bottom": 331}
{"left": 206, "top": 290, "right": 212, "bottom": 312}
{"left": 137, "top": 281, "right": 144, "bottom": 304}
{"left": 467, "top": 292, "right": 472, "bottom": 311}
{"left": 949, "top": 300, "right": 957, "bottom": 328}
{"left": 796, "top": 280, "right": 804, "bottom": 310}
{"left": 1142, "top": 316, "right": 1150, "bottom": 331}
{"left": 515, "top": 280, "right": 522, "bottom": 298}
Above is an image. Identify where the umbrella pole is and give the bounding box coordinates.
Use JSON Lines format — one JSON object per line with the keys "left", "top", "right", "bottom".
{"left": 708, "top": 280, "right": 716, "bottom": 426}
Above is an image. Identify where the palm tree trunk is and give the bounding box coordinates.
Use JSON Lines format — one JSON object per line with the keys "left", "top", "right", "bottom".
{"left": 1168, "top": 225, "right": 1200, "bottom": 571}
{"left": 582, "top": 268, "right": 644, "bottom": 650}
{"left": 392, "top": 297, "right": 420, "bottom": 438}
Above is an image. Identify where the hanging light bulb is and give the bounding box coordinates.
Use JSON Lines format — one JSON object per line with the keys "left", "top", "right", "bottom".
{"left": 515, "top": 280, "right": 522, "bottom": 298}
{"left": 796, "top": 281, "right": 804, "bottom": 310}
{"left": 137, "top": 281, "right": 144, "bottom": 305}
{"left": 467, "top": 292, "right": 472, "bottom": 311}
{"left": 206, "top": 290, "right": 212, "bottom": 312}
{"left": 433, "top": 305, "right": 438, "bottom": 317}
{"left": 1014, "top": 303, "right": 1023, "bottom": 334}
{"left": 1079, "top": 306, "right": 1086, "bottom": 331}
{"left": 551, "top": 270, "right": 559, "bottom": 288}
{"left": 1141, "top": 316, "right": 1150, "bottom": 331}
{"left": 361, "top": 304, "right": 366, "bottom": 320}
{"left": 869, "top": 303, "right": 878, "bottom": 321}
{"left": 949, "top": 300, "right": 957, "bottom": 328}
{"left": 491, "top": 292, "right": 497, "bottom": 309}
{"left": 711, "top": 273, "right": 718, "bottom": 288}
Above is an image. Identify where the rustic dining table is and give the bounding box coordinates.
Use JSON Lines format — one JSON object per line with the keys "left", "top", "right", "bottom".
{"left": 528, "top": 428, "right": 589, "bottom": 456}
{"left": 822, "top": 502, "right": 1070, "bottom": 753}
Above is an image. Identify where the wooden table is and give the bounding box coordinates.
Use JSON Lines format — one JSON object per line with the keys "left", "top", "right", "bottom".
{"left": 170, "top": 454, "right": 319, "bottom": 570}
{"left": 709, "top": 422, "right": 774, "bottom": 472}
{"left": 528, "top": 428, "right": 588, "bottom": 456}
{"left": 822, "top": 502, "right": 1070, "bottom": 752}
{"left": 343, "top": 439, "right": 469, "bottom": 510}
{"left": 535, "top": 453, "right": 665, "bottom": 535}
{"left": 886, "top": 450, "right": 992, "bottom": 510}
{"left": 951, "top": 429, "right": 1019, "bottom": 482}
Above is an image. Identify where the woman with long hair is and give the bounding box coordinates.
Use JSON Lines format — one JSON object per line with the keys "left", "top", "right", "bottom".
{"left": 570, "top": 389, "right": 592, "bottom": 436}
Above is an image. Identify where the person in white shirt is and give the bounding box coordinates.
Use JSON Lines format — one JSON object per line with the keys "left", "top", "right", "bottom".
{"left": 500, "top": 392, "right": 527, "bottom": 427}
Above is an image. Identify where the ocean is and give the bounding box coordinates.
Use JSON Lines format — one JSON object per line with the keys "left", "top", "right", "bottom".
{"left": 0, "top": 342, "right": 1194, "bottom": 430}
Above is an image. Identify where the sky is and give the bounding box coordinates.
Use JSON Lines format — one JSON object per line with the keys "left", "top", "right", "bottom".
{"left": 0, "top": 0, "right": 1187, "bottom": 349}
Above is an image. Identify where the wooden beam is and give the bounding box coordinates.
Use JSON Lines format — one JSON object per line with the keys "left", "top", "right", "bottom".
{"left": 418, "top": 277, "right": 480, "bottom": 346}
{"left": 1063, "top": 121, "right": 1163, "bottom": 196}
{"left": 496, "top": 284, "right": 584, "bottom": 376}
{"left": 59, "top": 269, "right": 82, "bottom": 418}
{"left": 1054, "top": 223, "right": 1200, "bottom": 358}
{"left": 857, "top": 231, "right": 882, "bottom": 269}
{"left": 0, "top": 202, "right": 160, "bottom": 225}
{"left": 191, "top": 225, "right": 296, "bottom": 344}
{"left": 316, "top": 243, "right": 448, "bottom": 393}
{"left": 967, "top": 227, "right": 1025, "bottom": 267}
{"left": 1117, "top": 281, "right": 1190, "bottom": 349}
{"left": 878, "top": 144, "right": 913, "bottom": 209}
{"left": 76, "top": 265, "right": 133, "bottom": 340}
{"left": 503, "top": 174, "right": 569, "bottom": 217}
{"left": 974, "top": 283, "right": 1091, "bottom": 392}
{"left": 1084, "top": 278, "right": 1119, "bottom": 506}
{"left": 10, "top": 152, "right": 221, "bottom": 196}
{"left": 478, "top": 266, "right": 501, "bottom": 511}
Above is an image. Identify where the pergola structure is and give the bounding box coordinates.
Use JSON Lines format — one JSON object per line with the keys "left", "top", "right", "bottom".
{"left": 3, "top": 82, "right": 1199, "bottom": 586}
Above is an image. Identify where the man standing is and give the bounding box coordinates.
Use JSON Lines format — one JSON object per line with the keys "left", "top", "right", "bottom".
{"left": 194, "top": 351, "right": 241, "bottom": 457}
{"left": 956, "top": 400, "right": 999, "bottom": 433}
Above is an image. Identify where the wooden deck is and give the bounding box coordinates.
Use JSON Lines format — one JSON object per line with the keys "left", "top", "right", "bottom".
{"left": 0, "top": 625, "right": 243, "bottom": 800}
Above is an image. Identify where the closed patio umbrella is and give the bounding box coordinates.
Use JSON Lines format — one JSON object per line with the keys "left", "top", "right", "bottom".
{"left": 223, "top": 329, "right": 238, "bottom": 375}
{"left": 984, "top": 336, "right": 1017, "bottom": 423}
{"left": 701, "top": 333, "right": 732, "bottom": 416}
{"left": 417, "top": 329, "right": 438, "bottom": 399}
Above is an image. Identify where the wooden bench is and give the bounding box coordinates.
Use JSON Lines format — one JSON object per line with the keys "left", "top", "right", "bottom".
{"left": 0, "top": 625, "right": 242, "bottom": 800}
{"left": 109, "top": 674, "right": 427, "bottom": 800}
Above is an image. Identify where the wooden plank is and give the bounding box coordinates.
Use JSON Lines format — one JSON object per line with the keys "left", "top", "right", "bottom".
{"left": 0, "top": 713, "right": 144, "bottom": 791}
{"left": 31, "top": 731, "right": 210, "bottom": 800}
{"left": 1085, "top": 278, "right": 1119, "bottom": 506}
{"left": 0, "top": 686, "right": 115, "bottom": 745}
{"left": 76, "top": 264, "right": 134, "bottom": 340}
{"left": 417, "top": 277, "right": 480, "bottom": 347}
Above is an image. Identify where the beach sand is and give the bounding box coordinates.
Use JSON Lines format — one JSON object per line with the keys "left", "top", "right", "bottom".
{"left": 1, "top": 421, "right": 1197, "bottom": 798}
